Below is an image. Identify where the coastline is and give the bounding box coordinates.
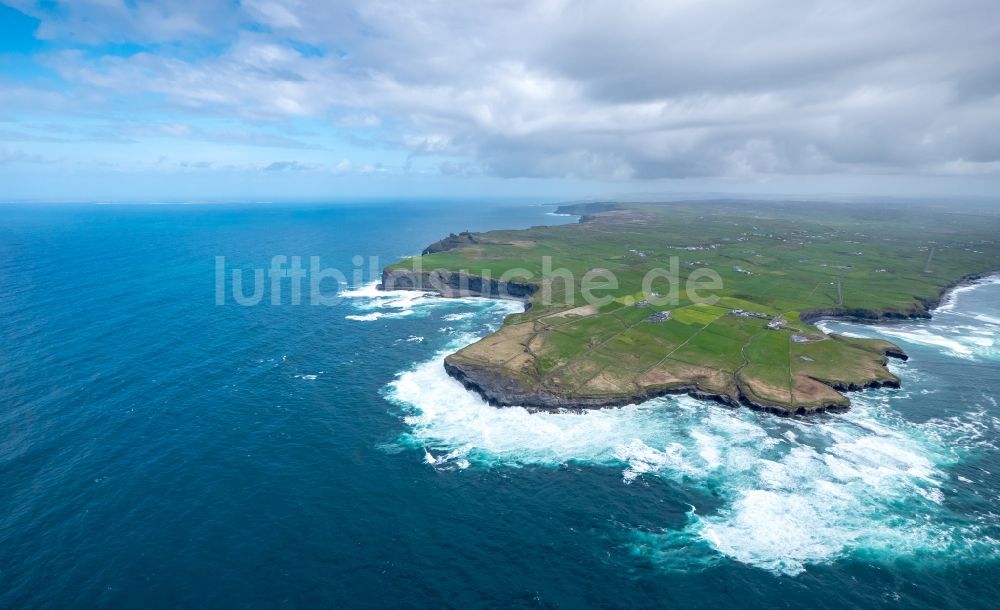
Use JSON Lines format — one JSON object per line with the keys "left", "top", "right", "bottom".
{"left": 378, "top": 267, "right": 537, "bottom": 304}
{"left": 800, "top": 270, "right": 1000, "bottom": 326}
{"left": 441, "top": 349, "right": 902, "bottom": 417}
{"left": 379, "top": 221, "right": 997, "bottom": 416}
{"left": 376, "top": 264, "right": 944, "bottom": 416}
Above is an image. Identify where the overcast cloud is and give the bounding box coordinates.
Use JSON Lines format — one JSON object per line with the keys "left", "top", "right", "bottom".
{"left": 2, "top": 0, "right": 999, "bottom": 198}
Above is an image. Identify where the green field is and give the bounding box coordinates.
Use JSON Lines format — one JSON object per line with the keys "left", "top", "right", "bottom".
{"left": 385, "top": 200, "right": 1000, "bottom": 414}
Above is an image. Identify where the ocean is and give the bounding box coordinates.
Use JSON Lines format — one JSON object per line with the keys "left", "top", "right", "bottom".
{"left": 1, "top": 201, "right": 998, "bottom": 608}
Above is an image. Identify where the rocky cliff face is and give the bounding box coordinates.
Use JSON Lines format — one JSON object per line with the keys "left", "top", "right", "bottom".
{"left": 379, "top": 267, "right": 537, "bottom": 302}
{"left": 421, "top": 231, "right": 479, "bottom": 255}
{"left": 444, "top": 354, "right": 908, "bottom": 415}
{"left": 799, "top": 306, "right": 931, "bottom": 324}
{"left": 443, "top": 356, "right": 744, "bottom": 411}
{"left": 442, "top": 355, "right": 897, "bottom": 416}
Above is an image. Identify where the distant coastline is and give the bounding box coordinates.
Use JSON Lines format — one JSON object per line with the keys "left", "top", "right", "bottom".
{"left": 800, "top": 270, "right": 1000, "bottom": 326}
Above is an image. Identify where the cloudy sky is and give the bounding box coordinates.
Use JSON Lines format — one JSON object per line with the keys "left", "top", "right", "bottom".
{"left": 1, "top": 0, "right": 999, "bottom": 201}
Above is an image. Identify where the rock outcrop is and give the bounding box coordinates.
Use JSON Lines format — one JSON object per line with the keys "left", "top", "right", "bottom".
{"left": 421, "top": 231, "right": 479, "bottom": 255}
{"left": 443, "top": 347, "right": 906, "bottom": 416}
{"left": 379, "top": 267, "right": 537, "bottom": 302}
{"left": 443, "top": 356, "right": 746, "bottom": 411}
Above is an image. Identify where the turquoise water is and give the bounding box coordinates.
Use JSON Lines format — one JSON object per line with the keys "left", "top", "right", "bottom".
{"left": 1, "top": 202, "right": 998, "bottom": 608}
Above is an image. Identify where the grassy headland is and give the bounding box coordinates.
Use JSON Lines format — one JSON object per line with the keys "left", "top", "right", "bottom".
{"left": 382, "top": 200, "right": 1000, "bottom": 414}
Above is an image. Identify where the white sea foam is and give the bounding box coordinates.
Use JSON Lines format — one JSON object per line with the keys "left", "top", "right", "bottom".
{"left": 382, "top": 276, "right": 1000, "bottom": 576}
{"left": 815, "top": 321, "right": 866, "bottom": 338}
{"left": 862, "top": 322, "right": 997, "bottom": 360}
{"left": 339, "top": 282, "right": 396, "bottom": 299}
{"left": 385, "top": 337, "right": 996, "bottom": 576}
{"left": 935, "top": 275, "right": 1000, "bottom": 312}
{"left": 343, "top": 281, "right": 517, "bottom": 323}
{"left": 875, "top": 328, "right": 974, "bottom": 357}
{"left": 815, "top": 277, "right": 999, "bottom": 361}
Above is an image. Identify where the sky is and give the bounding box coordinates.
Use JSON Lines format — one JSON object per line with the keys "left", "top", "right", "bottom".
{"left": 1, "top": 0, "right": 999, "bottom": 202}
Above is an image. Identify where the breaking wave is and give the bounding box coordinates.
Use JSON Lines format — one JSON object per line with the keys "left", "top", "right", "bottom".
{"left": 816, "top": 275, "right": 1000, "bottom": 361}
{"left": 874, "top": 327, "right": 991, "bottom": 359}
{"left": 935, "top": 275, "right": 1000, "bottom": 313}
{"left": 342, "top": 281, "right": 520, "bottom": 322}
{"left": 383, "top": 278, "right": 1000, "bottom": 576}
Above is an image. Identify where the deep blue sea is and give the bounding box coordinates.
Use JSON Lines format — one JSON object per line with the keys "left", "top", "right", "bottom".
{"left": 2, "top": 201, "right": 999, "bottom": 608}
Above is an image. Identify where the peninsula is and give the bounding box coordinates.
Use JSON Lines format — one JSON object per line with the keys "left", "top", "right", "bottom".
{"left": 381, "top": 200, "right": 1000, "bottom": 415}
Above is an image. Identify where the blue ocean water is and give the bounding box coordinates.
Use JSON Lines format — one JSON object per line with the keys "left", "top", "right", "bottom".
{"left": 1, "top": 201, "right": 999, "bottom": 608}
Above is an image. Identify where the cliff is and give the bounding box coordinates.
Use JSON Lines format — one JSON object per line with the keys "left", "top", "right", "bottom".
{"left": 421, "top": 231, "right": 479, "bottom": 255}
{"left": 379, "top": 267, "right": 537, "bottom": 302}
{"left": 443, "top": 345, "right": 904, "bottom": 416}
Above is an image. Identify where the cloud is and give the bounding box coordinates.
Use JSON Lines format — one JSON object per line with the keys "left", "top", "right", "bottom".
{"left": 6, "top": 0, "right": 240, "bottom": 44}
{"left": 438, "top": 160, "right": 480, "bottom": 177}
{"left": 262, "top": 160, "right": 313, "bottom": 172}
{"left": 0, "top": 147, "right": 53, "bottom": 164}
{"left": 242, "top": 0, "right": 303, "bottom": 30}
{"left": 120, "top": 122, "right": 323, "bottom": 150}
{"left": 7, "top": 0, "right": 1000, "bottom": 182}
{"left": 336, "top": 112, "right": 381, "bottom": 128}
{"left": 179, "top": 160, "right": 213, "bottom": 169}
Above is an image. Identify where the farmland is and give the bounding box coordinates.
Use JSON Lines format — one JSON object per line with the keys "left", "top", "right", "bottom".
{"left": 383, "top": 200, "right": 1000, "bottom": 414}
